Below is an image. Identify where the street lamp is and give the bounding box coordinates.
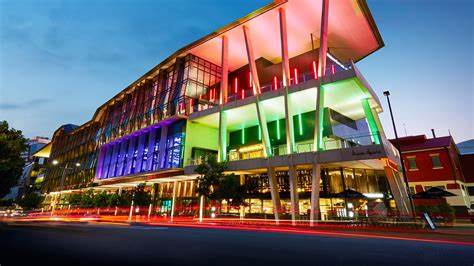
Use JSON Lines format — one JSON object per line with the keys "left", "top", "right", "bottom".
{"left": 383, "top": 90, "right": 416, "bottom": 219}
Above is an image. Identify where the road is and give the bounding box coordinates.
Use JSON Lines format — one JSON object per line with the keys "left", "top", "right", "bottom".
{"left": 1, "top": 222, "right": 473, "bottom": 266}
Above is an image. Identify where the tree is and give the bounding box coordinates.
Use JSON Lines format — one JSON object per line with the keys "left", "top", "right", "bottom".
{"left": 108, "top": 191, "right": 131, "bottom": 207}
{"left": 67, "top": 193, "right": 83, "bottom": 206}
{"left": 0, "top": 121, "right": 27, "bottom": 198}
{"left": 195, "top": 155, "right": 227, "bottom": 200}
{"left": 18, "top": 192, "right": 44, "bottom": 210}
{"left": 92, "top": 191, "right": 109, "bottom": 208}
{"left": 195, "top": 155, "right": 246, "bottom": 206}
{"left": 132, "top": 184, "right": 151, "bottom": 206}
{"left": 80, "top": 190, "right": 94, "bottom": 207}
{"left": 215, "top": 174, "right": 245, "bottom": 207}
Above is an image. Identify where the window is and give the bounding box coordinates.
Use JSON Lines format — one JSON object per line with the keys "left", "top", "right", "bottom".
{"left": 409, "top": 186, "right": 415, "bottom": 195}
{"left": 424, "top": 185, "right": 445, "bottom": 191}
{"left": 407, "top": 156, "right": 418, "bottom": 170}
{"left": 430, "top": 154, "right": 442, "bottom": 169}
{"left": 467, "top": 186, "right": 474, "bottom": 196}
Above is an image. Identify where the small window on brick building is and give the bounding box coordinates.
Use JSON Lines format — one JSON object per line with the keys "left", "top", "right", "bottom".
{"left": 430, "top": 154, "right": 442, "bottom": 169}
{"left": 407, "top": 156, "right": 417, "bottom": 170}
{"left": 468, "top": 186, "right": 474, "bottom": 196}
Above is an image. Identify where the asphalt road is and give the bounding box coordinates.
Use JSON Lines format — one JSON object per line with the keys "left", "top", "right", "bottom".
{"left": 1, "top": 222, "right": 473, "bottom": 266}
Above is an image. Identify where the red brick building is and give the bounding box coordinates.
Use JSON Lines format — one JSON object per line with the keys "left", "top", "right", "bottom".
{"left": 391, "top": 135, "right": 470, "bottom": 216}
{"left": 458, "top": 139, "right": 474, "bottom": 211}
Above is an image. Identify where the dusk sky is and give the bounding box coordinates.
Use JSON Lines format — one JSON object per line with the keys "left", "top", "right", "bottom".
{"left": 0, "top": 0, "right": 472, "bottom": 142}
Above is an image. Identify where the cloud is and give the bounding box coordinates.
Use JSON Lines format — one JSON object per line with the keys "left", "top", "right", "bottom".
{"left": 0, "top": 98, "right": 53, "bottom": 110}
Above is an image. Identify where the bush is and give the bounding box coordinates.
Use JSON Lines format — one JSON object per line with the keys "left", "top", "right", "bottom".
{"left": 132, "top": 184, "right": 151, "bottom": 206}
{"left": 0, "top": 199, "right": 14, "bottom": 207}
{"left": 18, "top": 193, "right": 44, "bottom": 210}
{"left": 415, "top": 203, "right": 455, "bottom": 221}
{"left": 93, "top": 191, "right": 109, "bottom": 208}
{"left": 108, "top": 192, "right": 131, "bottom": 207}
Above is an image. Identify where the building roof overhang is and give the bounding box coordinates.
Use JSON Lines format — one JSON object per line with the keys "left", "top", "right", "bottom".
{"left": 32, "top": 142, "right": 52, "bottom": 158}
{"left": 90, "top": 0, "right": 383, "bottom": 123}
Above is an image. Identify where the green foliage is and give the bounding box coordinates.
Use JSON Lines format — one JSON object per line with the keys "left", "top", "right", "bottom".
{"left": 0, "top": 121, "right": 28, "bottom": 198}
{"left": 132, "top": 184, "right": 151, "bottom": 206}
{"left": 92, "top": 191, "right": 109, "bottom": 208}
{"left": 18, "top": 193, "right": 44, "bottom": 210}
{"left": 214, "top": 174, "right": 245, "bottom": 206}
{"left": 67, "top": 193, "right": 82, "bottom": 206}
{"left": 0, "top": 199, "right": 14, "bottom": 207}
{"left": 415, "top": 203, "right": 455, "bottom": 220}
{"left": 80, "top": 190, "right": 94, "bottom": 207}
{"left": 195, "top": 155, "right": 246, "bottom": 205}
{"left": 108, "top": 192, "right": 131, "bottom": 207}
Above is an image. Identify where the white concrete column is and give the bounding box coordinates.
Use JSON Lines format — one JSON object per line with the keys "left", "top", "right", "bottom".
{"left": 310, "top": 163, "right": 321, "bottom": 225}
{"left": 218, "top": 109, "right": 228, "bottom": 162}
{"left": 219, "top": 35, "right": 229, "bottom": 105}
{"left": 317, "top": 0, "right": 329, "bottom": 78}
{"left": 279, "top": 7, "right": 296, "bottom": 155}
{"left": 288, "top": 164, "right": 299, "bottom": 224}
{"left": 385, "top": 166, "right": 412, "bottom": 217}
{"left": 278, "top": 7, "right": 291, "bottom": 87}
{"left": 255, "top": 101, "right": 272, "bottom": 157}
{"left": 199, "top": 195, "right": 204, "bottom": 223}
{"left": 171, "top": 180, "right": 178, "bottom": 221}
{"left": 242, "top": 25, "right": 261, "bottom": 95}
{"left": 313, "top": 86, "right": 325, "bottom": 152}
{"left": 268, "top": 165, "right": 281, "bottom": 223}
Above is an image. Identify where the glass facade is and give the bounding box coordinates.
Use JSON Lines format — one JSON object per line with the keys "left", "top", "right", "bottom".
{"left": 97, "top": 121, "right": 186, "bottom": 180}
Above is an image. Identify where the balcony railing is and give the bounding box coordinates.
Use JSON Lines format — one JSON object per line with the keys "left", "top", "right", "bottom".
{"left": 224, "top": 63, "right": 352, "bottom": 104}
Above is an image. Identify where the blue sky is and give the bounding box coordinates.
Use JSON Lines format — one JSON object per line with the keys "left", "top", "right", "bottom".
{"left": 0, "top": 0, "right": 472, "bottom": 142}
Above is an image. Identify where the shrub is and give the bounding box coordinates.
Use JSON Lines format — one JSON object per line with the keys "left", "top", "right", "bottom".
{"left": 18, "top": 193, "right": 44, "bottom": 210}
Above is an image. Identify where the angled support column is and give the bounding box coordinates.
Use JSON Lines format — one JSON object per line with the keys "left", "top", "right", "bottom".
{"left": 242, "top": 25, "right": 272, "bottom": 157}
{"left": 310, "top": 162, "right": 321, "bottom": 225}
{"left": 279, "top": 7, "right": 291, "bottom": 87}
{"left": 313, "top": 85, "right": 325, "bottom": 151}
{"left": 384, "top": 166, "right": 412, "bottom": 217}
{"left": 219, "top": 35, "right": 229, "bottom": 105}
{"left": 218, "top": 109, "right": 228, "bottom": 162}
{"left": 288, "top": 163, "right": 299, "bottom": 223}
{"left": 158, "top": 125, "right": 168, "bottom": 169}
{"left": 242, "top": 25, "right": 261, "bottom": 95}
{"left": 268, "top": 164, "right": 281, "bottom": 223}
{"left": 361, "top": 98, "right": 381, "bottom": 145}
{"left": 255, "top": 102, "right": 272, "bottom": 157}
{"left": 279, "top": 7, "right": 296, "bottom": 154}
{"left": 317, "top": 0, "right": 329, "bottom": 78}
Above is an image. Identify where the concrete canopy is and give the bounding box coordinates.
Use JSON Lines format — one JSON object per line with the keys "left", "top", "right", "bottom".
{"left": 189, "top": 0, "right": 383, "bottom": 71}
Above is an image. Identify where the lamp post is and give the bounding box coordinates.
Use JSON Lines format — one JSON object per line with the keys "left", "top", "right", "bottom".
{"left": 383, "top": 91, "right": 416, "bottom": 219}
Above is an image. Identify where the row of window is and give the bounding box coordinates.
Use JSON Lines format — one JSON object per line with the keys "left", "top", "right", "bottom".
{"left": 406, "top": 153, "right": 442, "bottom": 171}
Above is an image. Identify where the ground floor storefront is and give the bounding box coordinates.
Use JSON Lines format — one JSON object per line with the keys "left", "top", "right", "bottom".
{"left": 43, "top": 165, "right": 406, "bottom": 222}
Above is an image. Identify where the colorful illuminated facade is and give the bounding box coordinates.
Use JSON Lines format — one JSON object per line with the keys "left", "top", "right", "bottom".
{"left": 43, "top": 0, "right": 413, "bottom": 221}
